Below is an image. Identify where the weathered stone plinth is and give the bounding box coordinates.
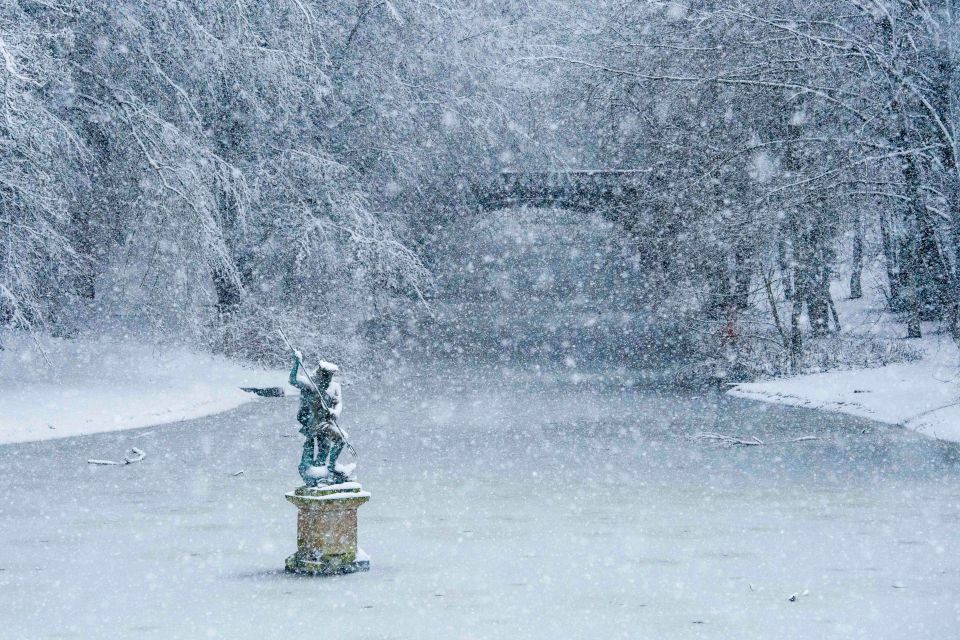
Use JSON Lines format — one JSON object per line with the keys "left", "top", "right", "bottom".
{"left": 285, "top": 482, "right": 371, "bottom": 575}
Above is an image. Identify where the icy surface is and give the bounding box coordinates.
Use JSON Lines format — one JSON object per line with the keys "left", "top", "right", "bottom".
{"left": 1, "top": 363, "right": 958, "bottom": 639}
{"left": 0, "top": 335, "right": 287, "bottom": 445}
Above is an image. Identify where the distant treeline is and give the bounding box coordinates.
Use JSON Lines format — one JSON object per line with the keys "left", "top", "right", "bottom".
{"left": 2, "top": 1, "right": 957, "bottom": 374}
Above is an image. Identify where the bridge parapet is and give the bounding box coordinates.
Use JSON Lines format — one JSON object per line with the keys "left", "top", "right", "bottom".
{"left": 476, "top": 169, "right": 649, "bottom": 212}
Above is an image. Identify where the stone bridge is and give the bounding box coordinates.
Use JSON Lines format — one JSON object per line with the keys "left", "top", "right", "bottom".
{"left": 472, "top": 169, "right": 650, "bottom": 212}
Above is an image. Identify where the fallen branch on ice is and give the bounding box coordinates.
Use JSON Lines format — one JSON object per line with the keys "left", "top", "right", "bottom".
{"left": 87, "top": 447, "right": 146, "bottom": 466}
{"left": 689, "top": 432, "right": 762, "bottom": 446}
{"left": 689, "top": 432, "right": 822, "bottom": 447}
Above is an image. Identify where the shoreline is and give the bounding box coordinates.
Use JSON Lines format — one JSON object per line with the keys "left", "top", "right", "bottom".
{"left": 728, "top": 332, "right": 960, "bottom": 444}
{"left": 0, "top": 335, "right": 288, "bottom": 446}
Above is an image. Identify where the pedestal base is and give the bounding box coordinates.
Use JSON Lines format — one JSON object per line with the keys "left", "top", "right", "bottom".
{"left": 284, "top": 482, "right": 370, "bottom": 576}
{"left": 285, "top": 548, "right": 371, "bottom": 576}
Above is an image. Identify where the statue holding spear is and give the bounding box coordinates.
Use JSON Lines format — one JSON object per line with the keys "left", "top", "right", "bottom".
{"left": 280, "top": 327, "right": 356, "bottom": 486}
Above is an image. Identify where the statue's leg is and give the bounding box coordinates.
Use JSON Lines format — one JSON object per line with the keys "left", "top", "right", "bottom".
{"left": 298, "top": 437, "right": 315, "bottom": 486}
{"left": 327, "top": 435, "right": 344, "bottom": 475}
{"left": 316, "top": 435, "right": 331, "bottom": 468}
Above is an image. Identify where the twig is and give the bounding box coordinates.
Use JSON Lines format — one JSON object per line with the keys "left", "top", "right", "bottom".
{"left": 87, "top": 447, "right": 147, "bottom": 466}
{"left": 28, "top": 330, "right": 54, "bottom": 370}
{"left": 784, "top": 436, "right": 822, "bottom": 444}
{"left": 690, "top": 432, "right": 764, "bottom": 446}
{"left": 689, "top": 432, "right": 823, "bottom": 447}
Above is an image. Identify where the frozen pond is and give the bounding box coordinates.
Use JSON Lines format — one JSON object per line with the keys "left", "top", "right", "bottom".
{"left": 2, "top": 361, "right": 959, "bottom": 639}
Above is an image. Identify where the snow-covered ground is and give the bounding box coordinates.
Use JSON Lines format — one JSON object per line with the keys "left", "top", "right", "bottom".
{"left": 0, "top": 335, "right": 287, "bottom": 445}
{"left": 730, "top": 272, "right": 960, "bottom": 443}
{"left": 1, "top": 363, "right": 958, "bottom": 639}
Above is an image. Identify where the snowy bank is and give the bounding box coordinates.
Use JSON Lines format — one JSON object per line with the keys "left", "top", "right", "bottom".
{"left": 730, "top": 337, "right": 960, "bottom": 443}
{"left": 729, "top": 273, "right": 960, "bottom": 443}
{"left": 0, "top": 335, "right": 287, "bottom": 445}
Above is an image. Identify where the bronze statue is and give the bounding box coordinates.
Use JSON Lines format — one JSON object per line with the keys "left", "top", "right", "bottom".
{"left": 289, "top": 351, "right": 354, "bottom": 485}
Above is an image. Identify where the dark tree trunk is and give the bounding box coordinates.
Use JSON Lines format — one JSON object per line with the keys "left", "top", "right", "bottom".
{"left": 950, "top": 175, "right": 960, "bottom": 339}
{"left": 778, "top": 236, "right": 793, "bottom": 301}
{"left": 914, "top": 203, "right": 951, "bottom": 320}
{"left": 804, "top": 241, "right": 831, "bottom": 337}
{"left": 706, "top": 263, "right": 731, "bottom": 320}
{"left": 733, "top": 244, "right": 751, "bottom": 310}
{"left": 898, "top": 152, "right": 952, "bottom": 327}
{"left": 70, "top": 211, "right": 97, "bottom": 300}
{"left": 0, "top": 298, "right": 10, "bottom": 349}
{"left": 850, "top": 214, "right": 863, "bottom": 299}
{"left": 902, "top": 155, "right": 924, "bottom": 339}
{"left": 806, "top": 274, "right": 830, "bottom": 336}
{"left": 789, "top": 266, "right": 803, "bottom": 372}
{"left": 907, "top": 271, "right": 923, "bottom": 339}
{"left": 213, "top": 268, "right": 243, "bottom": 322}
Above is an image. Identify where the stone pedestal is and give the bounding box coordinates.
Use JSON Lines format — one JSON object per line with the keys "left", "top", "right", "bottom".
{"left": 285, "top": 482, "right": 371, "bottom": 575}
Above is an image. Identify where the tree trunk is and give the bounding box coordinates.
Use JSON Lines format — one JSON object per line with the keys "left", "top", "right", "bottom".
{"left": 879, "top": 210, "right": 906, "bottom": 311}
{"left": 213, "top": 268, "right": 243, "bottom": 322}
{"left": 806, "top": 246, "right": 831, "bottom": 337}
{"left": 706, "top": 263, "right": 731, "bottom": 320}
{"left": 914, "top": 203, "right": 951, "bottom": 320}
{"left": 850, "top": 214, "right": 863, "bottom": 299}
{"left": 778, "top": 236, "right": 793, "bottom": 301}
{"left": 907, "top": 270, "right": 923, "bottom": 339}
{"left": 903, "top": 157, "right": 924, "bottom": 339}
{"left": 900, "top": 152, "right": 950, "bottom": 328}
{"left": 950, "top": 173, "right": 960, "bottom": 339}
{"left": 70, "top": 211, "right": 97, "bottom": 300}
{"left": 789, "top": 265, "right": 804, "bottom": 372}
{"left": 0, "top": 299, "right": 10, "bottom": 350}
{"left": 733, "top": 244, "right": 751, "bottom": 310}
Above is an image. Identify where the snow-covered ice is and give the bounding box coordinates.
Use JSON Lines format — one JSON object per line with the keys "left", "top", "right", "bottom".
{"left": 730, "top": 334, "right": 960, "bottom": 443}
{"left": 1, "top": 362, "right": 958, "bottom": 639}
{"left": 0, "top": 335, "right": 286, "bottom": 445}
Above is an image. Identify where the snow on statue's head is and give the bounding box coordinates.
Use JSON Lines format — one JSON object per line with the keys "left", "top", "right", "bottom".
{"left": 313, "top": 360, "right": 339, "bottom": 386}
